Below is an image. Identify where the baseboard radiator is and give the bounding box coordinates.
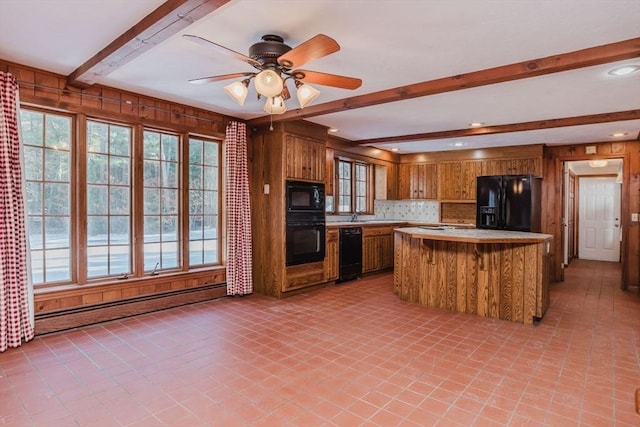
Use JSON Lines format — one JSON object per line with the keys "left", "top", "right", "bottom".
{"left": 35, "top": 283, "right": 228, "bottom": 335}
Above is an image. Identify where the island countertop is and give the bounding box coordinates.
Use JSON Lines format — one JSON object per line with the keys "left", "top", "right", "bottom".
{"left": 395, "top": 226, "right": 553, "bottom": 244}
{"left": 394, "top": 227, "right": 553, "bottom": 324}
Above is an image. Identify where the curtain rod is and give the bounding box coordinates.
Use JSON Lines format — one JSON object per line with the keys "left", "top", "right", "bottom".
{"left": 15, "top": 80, "right": 223, "bottom": 125}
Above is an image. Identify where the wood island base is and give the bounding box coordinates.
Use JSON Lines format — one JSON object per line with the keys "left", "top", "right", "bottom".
{"left": 394, "top": 227, "right": 553, "bottom": 324}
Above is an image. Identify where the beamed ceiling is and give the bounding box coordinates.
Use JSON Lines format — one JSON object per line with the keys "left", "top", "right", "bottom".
{"left": 0, "top": 0, "right": 639, "bottom": 152}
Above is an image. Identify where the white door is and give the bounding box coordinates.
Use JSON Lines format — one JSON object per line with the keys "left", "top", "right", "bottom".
{"left": 578, "top": 177, "right": 621, "bottom": 262}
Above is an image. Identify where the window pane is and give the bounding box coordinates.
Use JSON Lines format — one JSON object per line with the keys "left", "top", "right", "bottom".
{"left": 44, "top": 217, "right": 69, "bottom": 249}
{"left": 45, "top": 249, "right": 70, "bottom": 282}
{"left": 45, "top": 115, "right": 71, "bottom": 150}
{"left": 24, "top": 147, "right": 42, "bottom": 180}
{"left": 189, "top": 137, "right": 220, "bottom": 267}
{"left": 145, "top": 216, "right": 160, "bottom": 243}
{"left": 87, "top": 185, "right": 108, "bottom": 215}
{"left": 21, "top": 109, "right": 72, "bottom": 285}
{"left": 21, "top": 110, "right": 44, "bottom": 145}
{"left": 87, "top": 247, "right": 108, "bottom": 277}
{"left": 87, "top": 216, "right": 108, "bottom": 246}
{"left": 45, "top": 183, "right": 70, "bottom": 215}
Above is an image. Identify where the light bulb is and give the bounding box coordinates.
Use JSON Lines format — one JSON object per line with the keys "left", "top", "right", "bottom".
{"left": 263, "top": 96, "right": 287, "bottom": 114}
{"left": 296, "top": 83, "right": 320, "bottom": 108}
{"left": 223, "top": 81, "right": 249, "bottom": 105}
{"left": 254, "top": 69, "right": 283, "bottom": 98}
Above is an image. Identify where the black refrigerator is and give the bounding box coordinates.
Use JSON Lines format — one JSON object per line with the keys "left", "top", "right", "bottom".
{"left": 476, "top": 174, "right": 542, "bottom": 232}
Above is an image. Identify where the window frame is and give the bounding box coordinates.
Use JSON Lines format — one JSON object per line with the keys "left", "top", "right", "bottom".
{"left": 21, "top": 107, "right": 75, "bottom": 286}
{"left": 20, "top": 106, "right": 224, "bottom": 289}
{"left": 186, "top": 135, "right": 222, "bottom": 268}
{"left": 335, "top": 157, "right": 373, "bottom": 215}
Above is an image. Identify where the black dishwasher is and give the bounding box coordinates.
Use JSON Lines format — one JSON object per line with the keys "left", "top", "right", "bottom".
{"left": 339, "top": 227, "right": 362, "bottom": 282}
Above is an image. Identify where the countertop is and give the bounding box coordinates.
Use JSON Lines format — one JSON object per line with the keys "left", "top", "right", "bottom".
{"left": 395, "top": 226, "right": 553, "bottom": 244}
{"left": 326, "top": 220, "right": 408, "bottom": 227}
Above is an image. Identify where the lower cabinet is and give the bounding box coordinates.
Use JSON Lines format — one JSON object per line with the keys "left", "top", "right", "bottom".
{"left": 362, "top": 225, "right": 395, "bottom": 273}
{"left": 284, "top": 261, "right": 326, "bottom": 292}
{"left": 324, "top": 228, "right": 339, "bottom": 281}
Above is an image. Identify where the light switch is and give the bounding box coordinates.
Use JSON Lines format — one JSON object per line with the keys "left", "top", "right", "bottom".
{"left": 263, "top": 184, "right": 270, "bottom": 195}
{"left": 632, "top": 213, "right": 639, "bottom": 222}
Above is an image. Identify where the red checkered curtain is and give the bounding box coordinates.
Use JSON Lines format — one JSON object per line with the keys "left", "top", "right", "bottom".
{"left": 224, "top": 121, "right": 253, "bottom": 295}
{"left": 0, "top": 72, "right": 34, "bottom": 352}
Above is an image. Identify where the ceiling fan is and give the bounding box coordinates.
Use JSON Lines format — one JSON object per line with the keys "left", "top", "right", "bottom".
{"left": 183, "top": 33, "right": 362, "bottom": 113}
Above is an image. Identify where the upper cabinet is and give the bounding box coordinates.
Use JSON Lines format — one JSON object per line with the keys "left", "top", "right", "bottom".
{"left": 482, "top": 157, "right": 543, "bottom": 177}
{"left": 439, "top": 160, "right": 483, "bottom": 201}
{"left": 285, "top": 134, "right": 325, "bottom": 182}
{"left": 398, "top": 163, "right": 438, "bottom": 199}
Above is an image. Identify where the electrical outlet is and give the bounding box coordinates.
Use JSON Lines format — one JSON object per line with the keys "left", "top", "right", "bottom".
{"left": 632, "top": 213, "right": 639, "bottom": 222}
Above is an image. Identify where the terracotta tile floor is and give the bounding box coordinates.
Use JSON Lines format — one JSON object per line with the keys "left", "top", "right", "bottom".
{"left": 1, "top": 259, "right": 639, "bottom": 426}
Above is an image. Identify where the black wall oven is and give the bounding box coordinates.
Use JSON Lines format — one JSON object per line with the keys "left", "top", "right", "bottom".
{"left": 286, "top": 212, "right": 326, "bottom": 266}
{"left": 285, "top": 181, "right": 326, "bottom": 266}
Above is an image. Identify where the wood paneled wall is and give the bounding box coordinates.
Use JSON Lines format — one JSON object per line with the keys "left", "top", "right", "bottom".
{"left": 1, "top": 59, "right": 228, "bottom": 137}
{"left": 543, "top": 141, "right": 640, "bottom": 288}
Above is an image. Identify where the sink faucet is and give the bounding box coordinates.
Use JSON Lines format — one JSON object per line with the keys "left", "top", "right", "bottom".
{"left": 351, "top": 213, "right": 358, "bottom": 222}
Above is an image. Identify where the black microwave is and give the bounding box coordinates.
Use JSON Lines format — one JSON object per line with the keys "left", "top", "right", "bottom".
{"left": 286, "top": 181, "right": 325, "bottom": 212}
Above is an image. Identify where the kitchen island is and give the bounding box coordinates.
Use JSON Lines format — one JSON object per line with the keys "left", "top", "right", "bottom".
{"left": 394, "top": 227, "right": 553, "bottom": 324}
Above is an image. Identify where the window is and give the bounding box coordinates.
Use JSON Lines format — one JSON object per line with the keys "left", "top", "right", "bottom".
{"left": 86, "top": 120, "right": 132, "bottom": 278}
{"left": 20, "top": 107, "right": 224, "bottom": 287}
{"left": 143, "top": 129, "right": 179, "bottom": 272}
{"left": 337, "top": 159, "right": 371, "bottom": 214}
{"left": 188, "top": 137, "right": 220, "bottom": 266}
{"left": 337, "top": 160, "right": 352, "bottom": 213}
{"left": 21, "top": 110, "right": 72, "bottom": 284}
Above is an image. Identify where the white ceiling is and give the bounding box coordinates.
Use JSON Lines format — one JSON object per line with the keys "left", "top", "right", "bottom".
{"left": 1, "top": 0, "right": 639, "bottom": 153}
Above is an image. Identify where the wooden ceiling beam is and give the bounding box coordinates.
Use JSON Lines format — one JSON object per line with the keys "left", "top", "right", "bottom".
{"left": 350, "top": 110, "right": 640, "bottom": 146}
{"left": 66, "top": 0, "right": 230, "bottom": 88}
{"left": 247, "top": 37, "right": 640, "bottom": 127}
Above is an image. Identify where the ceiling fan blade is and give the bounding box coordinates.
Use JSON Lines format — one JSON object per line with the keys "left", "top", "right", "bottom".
{"left": 277, "top": 34, "right": 340, "bottom": 69}
{"left": 183, "top": 34, "right": 261, "bottom": 68}
{"left": 188, "top": 72, "right": 255, "bottom": 85}
{"left": 295, "top": 70, "right": 362, "bottom": 90}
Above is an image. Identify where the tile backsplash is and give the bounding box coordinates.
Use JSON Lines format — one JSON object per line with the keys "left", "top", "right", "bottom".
{"left": 374, "top": 199, "right": 439, "bottom": 222}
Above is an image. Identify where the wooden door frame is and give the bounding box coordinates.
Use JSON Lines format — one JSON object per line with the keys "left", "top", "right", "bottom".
{"left": 557, "top": 154, "right": 629, "bottom": 288}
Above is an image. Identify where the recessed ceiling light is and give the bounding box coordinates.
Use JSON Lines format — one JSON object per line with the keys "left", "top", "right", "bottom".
{"left": 610, "top": 132, "right": 628, "bottom": 137}
{"left": 390, "top": 148, "right": 399, "bottom": 152}
{"left": 328, "top": 128, "right": 340, "bottom": 133}
{"left": 589, "top": 160, "right": 608, "bottom": 168}
{"left": 607, "top": 65, "right": 640, "bottom": 76}
{"left": 469, "top": 122, "right": 485, "bottom": 128}
{"left": 452, "top": 142, "right": 465, "bottom": 147}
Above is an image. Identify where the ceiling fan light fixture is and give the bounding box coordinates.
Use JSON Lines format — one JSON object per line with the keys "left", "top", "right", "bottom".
{"left": 263, "top": 96, "right": 287, "bottom": 115}
{"left": 588, "top": 159, "right": 608, "bottom": 168}
{"left": 254, "top": 69, "right": 284, "bottom": 98}
{"left": 295, "top": 82, "right": 320, "bottom": 108}
{"left": 223, "top": 80, "right": 249, "bottom": 105}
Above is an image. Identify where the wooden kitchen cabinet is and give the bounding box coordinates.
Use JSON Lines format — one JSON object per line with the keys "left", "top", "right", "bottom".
{"left": 325, "top": 148, "right": 335, "bottom": 196}
{"left": 249, "top": 121, "right": 329, "bottom": 298}
{"left": 283, "top": 261, "right": 326, "bottom": 292}
{"left": 362, "top": 225, "right": 395, "bottom": 273}
{"left": 285, "top": 134, "right": 325, "bottom": 182}
{"left": 439, "top": 160, "right": 482, "bottom": 201}
{"left": 398, "top": 163, "right": 437, "bottom": 199}
{"left": 324, "top": 228, "right": 339, "bottom": 281}
{"left": 482, "top": 157, "right": 542, "bottom": 177}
